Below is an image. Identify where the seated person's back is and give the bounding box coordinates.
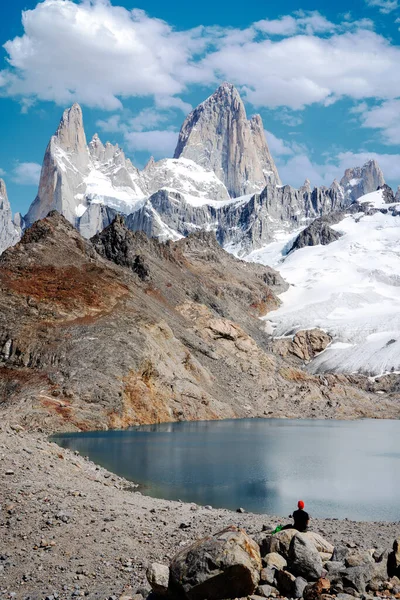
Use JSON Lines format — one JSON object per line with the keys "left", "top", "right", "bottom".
{"left": 293, "top": 501, "right": 309, "bottom": 532}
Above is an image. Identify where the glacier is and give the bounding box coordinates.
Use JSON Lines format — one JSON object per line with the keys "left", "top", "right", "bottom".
{"left": 247, "top": 189, "right": 400, "bottom": 376}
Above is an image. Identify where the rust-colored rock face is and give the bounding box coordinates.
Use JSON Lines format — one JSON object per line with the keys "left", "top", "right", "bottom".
{"left": 0, "top": 212, "right": 398, "bottom": 432}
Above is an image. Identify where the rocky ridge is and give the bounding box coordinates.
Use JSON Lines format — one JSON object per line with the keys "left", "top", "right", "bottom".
{"left": 0, "top": 211, "right": 399, "bottom": 435}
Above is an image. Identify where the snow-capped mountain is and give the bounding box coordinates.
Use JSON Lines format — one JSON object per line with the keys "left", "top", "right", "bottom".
{"left": 248, "top": 188, "right": 400, "bottom": 376}
{"left": 18, "top": 83, "right": 386, "bottom": 255}
{"left": 0, "top": 179, "right": 21, "bottom": 255}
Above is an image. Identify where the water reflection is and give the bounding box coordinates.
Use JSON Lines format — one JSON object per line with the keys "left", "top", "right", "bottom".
{"left": 53, "top": 418, "right": 400, "bottom": 521}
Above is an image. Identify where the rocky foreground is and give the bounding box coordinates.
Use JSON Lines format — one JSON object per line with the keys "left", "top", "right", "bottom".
{"left": 1, "top": 423, "right": 399, "bottom": 600}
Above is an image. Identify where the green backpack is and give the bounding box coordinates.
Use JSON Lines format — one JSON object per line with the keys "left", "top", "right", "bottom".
{"left": 272, "top": 524, "right": 283, "bottom": 534}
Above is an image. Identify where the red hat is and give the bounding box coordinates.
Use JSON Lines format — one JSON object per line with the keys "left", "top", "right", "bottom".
{"left": 298, "top": 500, "right": 305, "bottom": 509}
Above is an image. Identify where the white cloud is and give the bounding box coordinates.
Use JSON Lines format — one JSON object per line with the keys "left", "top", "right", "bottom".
{"left": 97, "top": 108, "right": 179, "bottom": 157}
{"left": 357, "top": 100, "right": 400, "bottom": 145}
{"left": 123, "top": 130, "right": 178, "bottom": 156}
{"left": 365, "top": 0, "right": 399, "bottom": 14}
{"left": 255, "top": 12, "right": 336, "bottom": 36}
{"left": 12, "top": 162, "right": 41, "bottom": 185}
{"left": 276, "top": 148, "right": 400, "bottom": 189}
{"left": 1, "top": 0, "right": 208, "bottom": 110}
{"left": 265, "top": 131, "right": 294, "bottom": 156}
{"left": 0, "top": 168, "right": 6, "bottom": 177}
{"left": 201, "top": 29, "right": 400, "bottom": 109}
{"left": 1, "top": 1, "right": 399, "bottom": 112}
{"left": 274, "top": 108, "right": 304, "bottom": 126}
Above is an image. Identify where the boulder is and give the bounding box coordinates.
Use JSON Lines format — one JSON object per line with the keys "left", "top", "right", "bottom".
{"left": 288, "top": 533, "right": 324, "bottom": 581}
{"left": 256, "top": 584, "right": 279, "bottom": 597}
{"left": 258, "top": 528, "right": 298, "bottom": 559}
{"left": 332, "top": 546, "right": 350, "bottom": 563}
{"left": 341, "top": 565, "right": 371, "bottom": 593}
{"left": 263, "top": 552, "right": 287, "bottom": 570}
{"left": 325, "top": 561, "right": 345, "bottom": 580}
{"left": 304, "top": 532, "right": 334, "bottom": 555}
{"left": 345, "top": 550, "right": 374, "bottom": 568}
{"left": 294, "top": 576, "right": 308, "bottom": 598}
{"left": 169, "top": 526, "right": 261, "bottom": 600}
{"left": 260, "top": 566, "right": 276, "bottom": 585}
{"left": 303, "top": 578, "right": 331, "bottom": 600}
{"left": 388, "top": 538, "right": 400, "bottom": 578}
{"left": 320, "top": 552, "right": 333, "bottom": 563}
{"left": 146, "top": 563, "right": 170, "bottom": 596}
{"left": 275, "top": 569, "right": 296, "bottom": 596}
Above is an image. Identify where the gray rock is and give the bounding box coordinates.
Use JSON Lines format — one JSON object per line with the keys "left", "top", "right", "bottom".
{"left": 345, "top": 551, "right": 374, "bottom": 568}
{"left": 260, "top": 566, "right": 277, "bottom": 585}
{"left": 325, "top": 561, "right": 345, "bottom": 577}
{"left": 332, "top": 546, "right": 351, "bottom": 563}
{"left": 388, "top": 538, "right": 400, "bottom": 578}
{"left": 294, "top": 576, "right": 308, "bottom": 598}
{"left": 263, "top": 552, "right": 287, "bottom": 570}
{"left": 146, "top": 563, "right": 170, "bottom": 596}
{"left": 169, "top": 526, "right": 261, "bottom": 600}
{"left": 340, "top": 159, "right": 385, "bottom": 203}
{"left": 288, "top": 533, "right": 323, "bottom": 581}
{"left": 341, "top": 566, "right": 371, "bottom": 593}
{"left": 275, "top": 569, "right": 296, "bottom": 596}
{"left": 256, "top": 584, "right": 278, "bottom": 597}
{"left": 290, "top": 219, "right": 342, "bottom": 252}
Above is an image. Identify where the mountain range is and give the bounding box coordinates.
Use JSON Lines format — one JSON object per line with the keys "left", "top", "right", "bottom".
{"left": 0, "top": 82, "right": 400, "bottom": 386}
{"left": 0, "top": 82, "right": 387, "bottom": 255}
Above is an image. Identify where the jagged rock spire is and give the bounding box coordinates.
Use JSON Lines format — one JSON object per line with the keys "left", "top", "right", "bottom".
{"left": 174, "top": 82, "right": 281, "bottom": 197}
{"left": 340, "top": 159, "right": 385, "bottom": 203}
{"left": 0, "top": 179, "right": 21, "bottom": 255}
{"left": 25, "top": 103, "right": 90, "bottom": 227}
{"left": 55, "top": 103, "right": 87, "bottom": 154}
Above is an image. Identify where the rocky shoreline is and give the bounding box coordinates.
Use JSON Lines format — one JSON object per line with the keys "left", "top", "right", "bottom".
{"left": 1, "top": 421, "right": 399, "bottom": 600}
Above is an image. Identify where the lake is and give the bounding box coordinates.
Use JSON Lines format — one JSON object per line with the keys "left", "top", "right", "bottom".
{"left": 52, "top": 418, "right": 400, "bottom": 522}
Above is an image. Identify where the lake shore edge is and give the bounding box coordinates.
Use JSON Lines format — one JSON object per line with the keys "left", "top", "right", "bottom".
{"left": 1, "top": 421, "right": 399, "bottom": 599}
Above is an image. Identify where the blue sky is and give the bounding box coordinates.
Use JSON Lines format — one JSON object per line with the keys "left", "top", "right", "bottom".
{"left": 1, "top": 0, "right": 400, "bottom": 215}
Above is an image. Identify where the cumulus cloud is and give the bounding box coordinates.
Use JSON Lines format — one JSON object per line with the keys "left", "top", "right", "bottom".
{"left": 365, "top": 0, "right": 399, "bottom": 14}
{"left": 1, "top": 0, "right": 208, "bottom": 110}
{"left": 97, "top": 108, "right": 179, "bottom": 157}
{"left": 124, "top": 130, "right": 178, "bottom": 156}
{"left": 265, "top": 131, "right": 295, "bottom": 156}
{"left": 357, "top": 100, "right": 400, "bottom": 145}
{"left": 1, "top": 0, "right": 400, "bottom": 112}
{"left": 201, "top": 29, "right": 400, "bottom": 109}
{"left": 12, "top": 162, "right": 41, "bottom": 185}
{"left": 254, "top": 11, "right": 336, "bottom": 36}
{"left": 275, "top": 148, "right": 400, "bottom": 188}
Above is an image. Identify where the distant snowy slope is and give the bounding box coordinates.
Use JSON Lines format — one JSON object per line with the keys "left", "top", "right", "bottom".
{"left": 247, "top": 189, "right": 400, "bottom": 376}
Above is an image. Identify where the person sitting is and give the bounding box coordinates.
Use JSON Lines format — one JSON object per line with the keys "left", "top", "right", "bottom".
{"left": 292, "top": 500, "right": 309, "bottom": 532}
{"left": 280, "top": 500, "right": 310, "bottom": 532}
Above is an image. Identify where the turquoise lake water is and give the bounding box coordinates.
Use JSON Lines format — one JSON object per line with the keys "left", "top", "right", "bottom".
{"left": 53, "top": 418, "right": 400, "bottom": 521}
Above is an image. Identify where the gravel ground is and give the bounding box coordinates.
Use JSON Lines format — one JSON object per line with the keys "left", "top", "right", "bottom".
{"left": 1, "top": 424, "right": 399, "bottom": 600}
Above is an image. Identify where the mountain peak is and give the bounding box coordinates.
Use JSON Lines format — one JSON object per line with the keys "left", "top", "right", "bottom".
{"left": 0, "top": 178, "right": 7, "bottom": 201}
{"left": 55, "top": 102, "right": 87, "bottom": 153}
{"left": 340, "top": 159, "right": 385, "bottom": 203}
{"left": 174, "top": 84, "right": 281, "bottom": 196}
